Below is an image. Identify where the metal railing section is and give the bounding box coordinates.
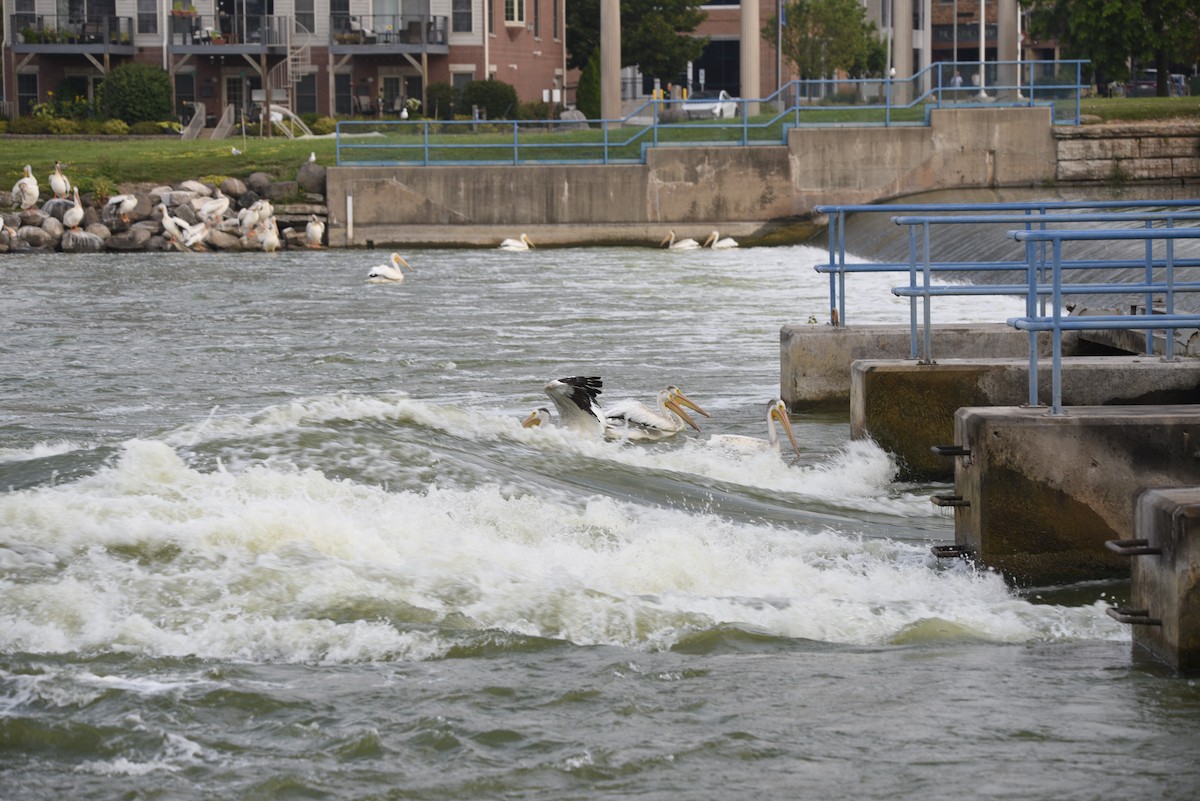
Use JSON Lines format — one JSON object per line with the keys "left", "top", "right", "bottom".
{"left": 335, "top": 59, "right": 1088, "bottom": 166}
{"left": 1008, "top": 228, "right": 1200, "bottom": 414}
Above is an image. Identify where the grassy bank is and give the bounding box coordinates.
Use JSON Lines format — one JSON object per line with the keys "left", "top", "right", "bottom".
{"left": 2, "top": 96, "right": 1196, "bottom": 196}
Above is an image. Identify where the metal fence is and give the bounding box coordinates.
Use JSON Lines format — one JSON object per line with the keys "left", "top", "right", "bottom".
{"left": 335, "top": 59, "right": 1088, "bottom": 166}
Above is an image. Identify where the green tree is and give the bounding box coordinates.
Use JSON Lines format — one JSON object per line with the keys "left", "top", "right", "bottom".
{"left": 460, "top": 79, "right": 518, "bottom": 120}
{"left": 576, "top": 52, "right": 602, "bottom": 119}
{"left": 98, "top": 63, "right": 172, "bottom": 123}
{"left": 1023, "top": 0, "right": 1200, "bottom": 95}
{"left": 763, "top": 0, "right": 885, "bottom": 81}
{"left": 566, "top": 0, "right": 708, "bottom": 85}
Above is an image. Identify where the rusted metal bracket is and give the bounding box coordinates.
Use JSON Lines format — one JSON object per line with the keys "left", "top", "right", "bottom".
{"left": 1106, "top": 606, "right": 1163, "bottom": 626}
{"left": 931, "top": 444, "right": 971, "bottom": 457}
{"left": 1104, "top": 538, "right": 1163, "bottom": 557}
{"left": 931, "top": 494, "right": 970, "bottom": 508}
{"left": 931, "top": 544, "right": 973, "bottom": 559}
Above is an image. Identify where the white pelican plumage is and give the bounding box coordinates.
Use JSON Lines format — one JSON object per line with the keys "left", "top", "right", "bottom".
{"left": 62, "top": 187, "right": 84, "bottom": 231}
{"left": 543, "top": 376, "right": 605, "bottom": 437}
{"left": 500, "top": 233, "right": 534, "bottom": 251}
{"left": 604, "top": 385, "right": 710, "bottom": 441}
{"left": 520, "top": 407, "right": 553, "bottom": 428}
{"left": 305, "top": 215, "right": 325, "bottom": 248}
{"left": 181, "top": 219, "right": 212, "bottom": 249}
{"left": 708, "top": 399, "right": 802, "bottom": 461}
{"left": 237, "top": 200, "right": 263, "bottom": 235}
{"left": 660, "top": 230, "right": 700, "bottom": 250}
{"left": 367, "top": 252, "right": 413, "bottom": 283}
{"left": 155, "top": 203, "right": 186, "bottom": 244}
{"left": 12, "top": 165, "right": 39, "bottom": 210}
{"left": 199, "top": 188, "right": 230, "bottom": 224}
{"left": 104, "top": 193, "right": 137, "bottom": 225}
{"left": 49, "top": 161, "right": 70, "bottom": 199}
{"left": 703, "top": 230, "right": 739, "bottom": 249}
{"left": 260, "top": 217, "right": 281, "bottom": 252}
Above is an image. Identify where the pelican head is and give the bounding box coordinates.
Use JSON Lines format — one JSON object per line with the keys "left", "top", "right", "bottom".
{"left": 662, "top": 386, "right": 710, "bottom": 431}
{"left": 517, "top": 233, "right": 534, "bottom": 248}
{"left": 521, "top": 407, "right": 552, "bottom": 428}
{"left": 389, "top": 252, "right": 412, "bottom": 270}
{"left": 660, "top": 230, "right": 676, "bottom": 248}
{"left": 767, "top": 399, "right": 802, "bottom": 460}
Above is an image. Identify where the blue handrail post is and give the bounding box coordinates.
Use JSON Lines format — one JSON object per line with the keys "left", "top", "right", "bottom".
{"left": 422, "top": 120, "right": 430, "bottom": 165}
{"left": 921, "top": 220, "right": 934, "bottom": 363}
{"left": 1050, "top": 239, "right": 1065, "bottom": 415}
{"left": 1144, "top": 219, "right": 1155, "bottom": 354}
{"left": 1166, "top": 221, "right": 1177, "bottom": 362}
{"left": 907, "top": 223, "right": 919, "bottom": 359}
{"left": 603, "top": 119, "right": 610, "bottom": 165}
{"left": 512, "top": 121, "right": 519, "bottom": 164}
{"left": 885, "top": 74, "right": 892, "bottom": 127}
{"left": 837, "top": 210, "right": 847, "bottom": 326}
{"left": 1024, "top": 238, "right": 1040, "bottom": 407}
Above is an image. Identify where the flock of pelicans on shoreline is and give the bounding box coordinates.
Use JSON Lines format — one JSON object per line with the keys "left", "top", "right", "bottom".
{"left": 8, "top": 162, "right": 324, "bottom": 252}
{"left": 522, "top": 376, "right": 802, "bottom": 462}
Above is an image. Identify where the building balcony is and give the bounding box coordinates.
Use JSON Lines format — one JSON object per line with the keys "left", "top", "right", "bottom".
{"left": 329, "top": 14, "right": 449, "bottom": 55}
{"left": 7, "top": 14, "right": 136, "bottom": 54}
{"left": 168, "top": 14, "right": 297, "bottom": 55}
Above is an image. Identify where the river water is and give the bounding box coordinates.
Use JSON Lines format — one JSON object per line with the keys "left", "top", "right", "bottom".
{"left": 2, "top": 236, "right": 1198, "bottom": 800}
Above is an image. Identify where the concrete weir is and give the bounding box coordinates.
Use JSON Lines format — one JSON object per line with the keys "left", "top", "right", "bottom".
{"left": 1108, "top": 488, "right": 1200, "bottom": 673}
{"left": 943, "top": 405, "right": 1200, "bottom": 587}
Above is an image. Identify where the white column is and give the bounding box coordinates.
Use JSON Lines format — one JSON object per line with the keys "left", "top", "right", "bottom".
{"left": 740, "top": 0, "right": 760, "bottom": 115}
{"left": 600, "top": 0, "right": 621, "bottom": 120}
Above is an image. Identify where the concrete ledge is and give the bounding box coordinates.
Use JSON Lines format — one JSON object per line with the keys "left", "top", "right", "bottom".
{"left": 780, "top": 324, "right": 1081, "bottom": 411}
{"left": 1118, "top": 487, "right": 1200, "bottom": 673}
{"left": 949, "top": 405, "right": 1200, "bottom": 586}
{"left": 853, "top": 356, "right": 1200, "bottom": 480}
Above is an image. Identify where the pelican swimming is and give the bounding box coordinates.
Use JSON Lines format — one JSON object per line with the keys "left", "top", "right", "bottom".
{"left": 708, "top": 399, "right": 802, "bottom": 461}
{"left": 660, "top": 230, "right": 700, "bottom": 250}
{"left": 367, "top": 252, "right": 413, "bottom": 283}
{"left": 543, "top": 376, "right": 605, "bottom": 437}
{"left": 703, "top": 230, "right": 739, "bottom": 249}
{"left": 104, "top": 193, "right": 137, "bottom": 225}
{"left": 305, "top": 215, "right": 325, "bottom": 248}
{"left": 12, "top": 165, "right": 39, "bottom": 210}
{"left": 49, "top": 161, "right": 70, "bottom": 199}
{"left": 520, "top": 407, "right": 553, "bottom": 428}
{"left": 500, "top": 233, "right": 534, "bottom": 251}
{"left": 604, "top": 385, "right": 710, "bottom": 441}
{"left": 62, "top": 187, "right": 84, "bottom": 231}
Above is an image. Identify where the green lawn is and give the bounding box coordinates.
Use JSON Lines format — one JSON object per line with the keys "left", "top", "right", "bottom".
{"left": 3, "top": 96, "right": 1195, "bottom": 194}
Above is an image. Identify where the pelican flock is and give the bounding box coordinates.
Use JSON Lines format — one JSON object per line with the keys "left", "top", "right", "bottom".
{"left": 703, "top": 230, "right": 739, "bottom": 249}
{"left": 660, "top": 230, "right": 700, "bottom": 250}
{"left": 708, "top": 399, "right": 802, "bottom": 461}
{"left": 500, "top": 233, "right": 534, "bottom": 251}
{"left": 367, "top": 252, "right": 413, "bottom": 283}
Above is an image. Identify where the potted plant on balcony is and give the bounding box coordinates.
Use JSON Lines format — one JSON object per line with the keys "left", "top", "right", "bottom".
{"left": 172, "top": 1, "right": 197, "bottom": 16}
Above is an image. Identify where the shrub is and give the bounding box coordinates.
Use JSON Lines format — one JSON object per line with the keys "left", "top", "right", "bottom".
{"left": 0, "top": 120, "right": 7, "bottom": 134}
{"left": 101, "top": 118, "right": 130, "bottom": 135}
{"left": 426, "top": 82, "right": 458, "bottom": 120}
{"left": 310, "top": 115, "right": 337, "bottom": 135}
{"left": 46, "top": 117, "right": 81, "bottom": 134}
{"left": 99, "top": 63, "right": 172, "bottom": 123}
{"left": 7, "top": 116, "right": 50, "bottom": 134}
{"left": 518, "top": 100, "right": 554, "bottom": 121}
{"left": 576, "top": 52, "right": 601, "bottom": 119}
{"left": 130, "top": 120, "right": 164, "bottom": 135}
{"left": 461, "top": 79, "right": 518, "bottom": 121}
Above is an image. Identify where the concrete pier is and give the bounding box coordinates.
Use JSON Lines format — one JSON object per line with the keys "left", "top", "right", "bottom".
{"left": 944, "top": 405, "right": 1200, "bottom": 586}
{"left": 851, "top": 356, "right": 1200, "bottom": 481}
{"left": 1108, "top": 488, "right": 1200, "bottom": 673}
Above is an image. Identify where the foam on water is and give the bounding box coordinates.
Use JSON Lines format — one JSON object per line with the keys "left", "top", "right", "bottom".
{"left": 0, "top": 437, "right": 1125, "bottom": 664}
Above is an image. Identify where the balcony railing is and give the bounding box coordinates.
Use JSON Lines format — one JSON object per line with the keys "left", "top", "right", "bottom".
{"left": 8, "top": 14, "right": 134, "bottom": 48}
{"left": 169, "top": 13, "right": 294, "bottom": 48}
{"left": 329, "top": 14, "right": 447, "bottom": 48}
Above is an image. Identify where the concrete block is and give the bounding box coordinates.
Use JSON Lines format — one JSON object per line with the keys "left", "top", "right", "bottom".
{"left": 950, "top": 405, "right": 1200, "bottom": 586}
{"left": 853, "top": 356, "right": 1200, "bottom": 481}
{"left": 1113, "top": 487, "right": 1200, "bottom": 673}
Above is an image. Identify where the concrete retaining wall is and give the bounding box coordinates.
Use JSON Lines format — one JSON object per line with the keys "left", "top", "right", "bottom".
{"left": 1055, "top": 121, "right": 1200, "bottom": 184}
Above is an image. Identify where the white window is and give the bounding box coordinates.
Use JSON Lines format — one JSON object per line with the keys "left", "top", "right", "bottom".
{"left": 504, "top": 0, "right": 524, "bottom": 26}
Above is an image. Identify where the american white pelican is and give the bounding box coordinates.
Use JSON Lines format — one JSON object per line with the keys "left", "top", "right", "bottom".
{"left": 305, "top": 215, "right": 325, "bottom": 248}
{"left": 703, "top": 230, "right": 739, "bottom": 249}
{"left": 500, "top": 233, "right": 534, "bottom": 251}
{"left": 367, "top": 252, "right": 413, "bottom": 283}
{"left": 181, "top": 219, "right": 212, "bottom": 249}
{"left": 257, "top": 198, "right": 274, "bottom": 221}
{"left": 260, "top": 218, "right": 281, "bottom": 252}
{"left": 660, "top": 230, "right": 700, "bottom": 250}
{"left": 237, "top": 200, "right": 263, "bottom": 235}
{"left": 156, "top": 203, "right": 187, "bottom": 245}
{"left": 12, "top": 165, "right": 39, "bottom": 210}
{"left": 543, "top": 376, "right": 605, "bottom": 437}
{"left": 520, "top": 407, "right": 552, "bottom": 428}
{"left": 199, "top": 188, "right": 230, "bottom": 224}
{"left": 63, "top": 187, "right": 84, "bottom": 231}
{"left": 49, "top": 161, "right": 70, "bottom": 199}
{"left": 708, "top": 399, "right": 802, "bottom": 461}
{"left": 604, "top": 385, "right": 710, "bottom": 441}
{"left": 104, "top": 194, "right": 137, "bottom": 225}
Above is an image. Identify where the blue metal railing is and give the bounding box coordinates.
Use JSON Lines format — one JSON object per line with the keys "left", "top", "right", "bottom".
{"left": 1009, "top": 228, "right": 1200, "bottom": 414}
{"left": 813, "top": 200, "right": 1200, "bottom": 336}
{"left": 335, "top": 59, "right": 1088, "bottom": 166}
